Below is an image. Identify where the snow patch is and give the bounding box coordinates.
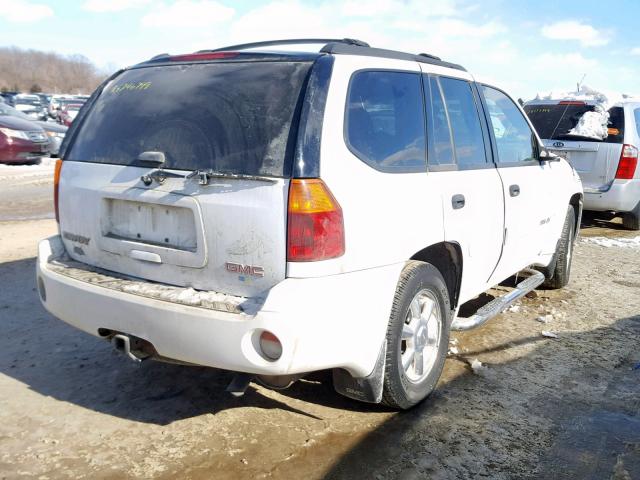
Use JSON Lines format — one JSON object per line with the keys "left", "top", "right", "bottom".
{"left": 541, "top": 331, "right": 558, "bottom": 339}
{"left": 532, "top": 85, "right": 624, "bottom": 140}
{"left": 582, "top": 236, "right": 640, "bottom": 248}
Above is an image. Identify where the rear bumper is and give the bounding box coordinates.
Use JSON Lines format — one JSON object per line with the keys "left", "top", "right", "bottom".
{"left": 583, "top": 179, "right": 640, "bottom": 213}
{"left": 37, "top": 235, "right": 401, "bottom": 377}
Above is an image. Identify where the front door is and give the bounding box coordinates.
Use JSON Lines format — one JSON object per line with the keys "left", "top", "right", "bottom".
{"left": 479, "top": 85, "right": 558, "bottom": 284}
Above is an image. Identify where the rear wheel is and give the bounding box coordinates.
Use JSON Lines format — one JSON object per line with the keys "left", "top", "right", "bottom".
{"left": 382, "top": 261, "right": 450, "bottom": 410}
{"left": 622, "top": 200, "right": 640, "bottom": 230}
{"left": 545, "top": 206, "right": 576, "bottom": 289}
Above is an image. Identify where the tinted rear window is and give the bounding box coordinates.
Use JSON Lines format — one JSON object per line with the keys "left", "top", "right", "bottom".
{"left": 524, "top": 104, "right": 625, "bottom": 143}
{"left": 66, "top": 61, "right": 312, "bottom": 177}
{"left": 345, "top": 70, "right": 426, "bottom": 173}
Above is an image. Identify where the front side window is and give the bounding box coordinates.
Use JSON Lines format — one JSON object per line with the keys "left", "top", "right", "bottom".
{"left": 438, "top": 77, "right": 487, "bottom": 168}
{"left": 346, "top": 71, "right": 426, "bottom": 173}
{"left": 482, "top": 85, "right": 537, "bottom": 164}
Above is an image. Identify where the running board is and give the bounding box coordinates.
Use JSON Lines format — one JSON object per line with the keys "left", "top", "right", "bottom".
{"left": 451, "top": 269, "right": 545, "bottom": 331}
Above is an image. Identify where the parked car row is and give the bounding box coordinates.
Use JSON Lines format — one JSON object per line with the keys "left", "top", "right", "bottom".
{"left": 0, "top": 102, "right": 68, "bottom": 164}
{"left": 0, "top": 92, "right": 87, "bottom": 127}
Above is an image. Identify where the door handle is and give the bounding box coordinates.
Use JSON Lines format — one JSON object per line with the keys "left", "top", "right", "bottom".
{"left": 452, "top": 194, "right": 466, "bottom": 210}
{"left": 509, "top": 184, "right": 520, "bottom": 197}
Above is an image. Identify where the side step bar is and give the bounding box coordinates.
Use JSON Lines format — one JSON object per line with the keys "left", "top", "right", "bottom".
{"left": 451, "top": 269, "right": 545, "bottom": 331}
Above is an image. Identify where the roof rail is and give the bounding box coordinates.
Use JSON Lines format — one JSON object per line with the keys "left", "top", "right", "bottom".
{"left": 321, "top": 43, "right": 466, "bottom": 71}
{"left": 202, "top": 38, "right": 369, "bottom": 53}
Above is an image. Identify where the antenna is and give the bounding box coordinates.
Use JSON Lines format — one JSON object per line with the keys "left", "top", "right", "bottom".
{"left": 576, "top": 73, "right": 586, "bottom": 91}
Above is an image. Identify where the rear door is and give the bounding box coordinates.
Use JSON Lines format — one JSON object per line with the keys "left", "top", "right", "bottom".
{"left": 59, "top": 59, "right": 313, "bottom": 298}
{"left": 424, "top": 75, "right": 504, "bottom": 303}
{"left": 525, "top": 103, "right": 625, "bottom": 193}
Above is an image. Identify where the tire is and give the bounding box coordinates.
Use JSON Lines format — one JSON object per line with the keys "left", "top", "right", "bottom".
{"left": 544, "top": 206, "right": 576, "bottom": 289}
{"left": 622, "top": 200, "right": 640, "bottom": 230}
{"left": 382, "top": 261, "right": 450, "bottom": 410}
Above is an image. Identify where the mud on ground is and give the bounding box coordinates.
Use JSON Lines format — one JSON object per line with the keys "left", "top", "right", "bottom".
{"left": 0, "top": 213, "right": 638, "bottom": 479}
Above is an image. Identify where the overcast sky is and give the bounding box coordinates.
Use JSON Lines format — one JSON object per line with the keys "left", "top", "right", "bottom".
{"left": 0, "top": 0, "right": 638, "bottom": 100}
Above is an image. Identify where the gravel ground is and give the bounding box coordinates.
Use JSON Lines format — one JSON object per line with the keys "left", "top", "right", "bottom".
{"left": 0, "top": 169, "right": 638, "bottom": 479}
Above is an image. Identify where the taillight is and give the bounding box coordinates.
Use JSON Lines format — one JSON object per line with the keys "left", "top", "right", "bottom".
{"left": 53, "top": 158, "right": 63, "bottom": 223}
{"left": 615, "top": 144, "right": 638, "bottom": 180}
{"left": 287, "top": 179, "right": 345, "bottom": 262}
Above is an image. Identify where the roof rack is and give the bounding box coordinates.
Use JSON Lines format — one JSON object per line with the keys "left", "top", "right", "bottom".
{"left": 157, "top": 38, "right": 465, "bottom": 72}
{"left": 201, "top": 38, "right": 369, "bottom": 53}
{"left": 321, "top": 43, "right": 466, "bottom": 71}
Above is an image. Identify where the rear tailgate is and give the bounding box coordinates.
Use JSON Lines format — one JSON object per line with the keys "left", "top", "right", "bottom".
{"left": 59, "top": 58, "right": 313, "bottom": 298}
{"left": 543, "top": 139, "right": 623, "bottom": 192}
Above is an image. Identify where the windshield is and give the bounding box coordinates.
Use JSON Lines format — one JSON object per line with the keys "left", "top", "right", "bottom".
{"left": 524, "top": 104, "right": 625, "bottom": 143}
{"left": 16, "top": 98, "right": 41, "bottom": 106}
{"left": 66, "top": 61, "right": 312, "bottom": 177}
{"left": 0, "top": 103, "right": 32, "bottom": 120}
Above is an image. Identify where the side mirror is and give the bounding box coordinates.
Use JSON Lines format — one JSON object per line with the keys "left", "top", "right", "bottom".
{"left": 539, "top": 148, "right": 561, "bottom": 162}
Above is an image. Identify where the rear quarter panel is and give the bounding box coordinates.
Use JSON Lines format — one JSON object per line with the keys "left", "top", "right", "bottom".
{"left": 286, "top": 55, "right": 446, "bottom": 279}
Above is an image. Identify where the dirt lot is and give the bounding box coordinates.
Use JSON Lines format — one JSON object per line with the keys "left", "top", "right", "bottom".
{"left": 0, "top": 170, "right": 638, "bottom": 479}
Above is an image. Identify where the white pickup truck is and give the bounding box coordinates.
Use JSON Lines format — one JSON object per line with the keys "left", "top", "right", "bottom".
{"left": 37, "top": 39, "right": 583, "bottom": 409}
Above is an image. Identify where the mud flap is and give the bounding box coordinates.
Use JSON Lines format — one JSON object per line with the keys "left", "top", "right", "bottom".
{"left": 332, "top": 342, "right": 386, "bottom": 404}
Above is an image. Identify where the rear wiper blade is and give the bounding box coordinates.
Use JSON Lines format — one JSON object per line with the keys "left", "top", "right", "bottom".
{"left": 186, "top": 170, "right": 278, "bottom": 185}
{"left": 141, "top": 167, "right": 277, "bottom": 187}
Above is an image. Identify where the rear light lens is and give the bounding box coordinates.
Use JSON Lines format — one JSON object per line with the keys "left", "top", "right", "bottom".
{"left": 259, "top": 331, "right": 282, "bottom": 361}
{"left": 615, "top": 144, "right": 638, "bottom": 180}
{"left": 287, "top": 179, "right": 345, "bottom": 262}
{"left": 53, "top": 158, "right": 63, "bottom": 223}
{"left": 168, "top": 52, "right": 238, "bottom": 62}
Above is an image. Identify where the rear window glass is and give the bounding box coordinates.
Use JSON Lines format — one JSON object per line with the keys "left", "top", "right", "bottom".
{"left": 636, "top": 109, "right": 640, "bottom": 138}
{"left": 524, "top": 104, "right": 625, "bottom": 144}
{"left": 346, "top": 70, "right": 426, "bottom": 173}
{"left": 66, "top": 61, "right": 312, "bottom": 177}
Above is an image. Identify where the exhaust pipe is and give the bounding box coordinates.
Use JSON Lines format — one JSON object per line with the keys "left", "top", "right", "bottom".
{"left": 111, "top": 333, "right": 148, "bottom": 363}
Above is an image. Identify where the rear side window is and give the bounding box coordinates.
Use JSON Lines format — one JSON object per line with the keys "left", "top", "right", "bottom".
{"left": 524, "top": 103, "right": 625, "bottom": 144}
{"left": 438, "top": 77, "right": 487, "bottom": 168}
{"left": 66, "top": 61, "right": 312, "bottom": 177}
{"left": 346, "top": 71, "right": 426, "bottom": 173}
{"left": 636, "top": 109, "right": 640, "bottom": 138}
{"left": 482, "top": 86, "right": 536, "bottom": 164}
{"left": 426, "top": 76, "right": 455, "bottom": 166}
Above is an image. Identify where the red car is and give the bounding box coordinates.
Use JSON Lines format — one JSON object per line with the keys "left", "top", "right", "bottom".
{"left": 58, "top": 103, "right": 83, "bottom": 127}
{"left": 0, "top": 115, "right": 50, "bottom": 164}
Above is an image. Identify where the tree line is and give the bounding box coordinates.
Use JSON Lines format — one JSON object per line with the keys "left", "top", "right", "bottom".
{"left": 0, "top": 46, "right": 106, "bottom": 95}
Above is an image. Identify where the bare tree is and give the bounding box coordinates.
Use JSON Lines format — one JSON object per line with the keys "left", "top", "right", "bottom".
{"left": 0, "top": 46, "right": 106, "bottom": 94}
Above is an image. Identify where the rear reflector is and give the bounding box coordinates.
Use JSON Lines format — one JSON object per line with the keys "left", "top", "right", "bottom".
{"left": 168, "top": 52, "right": 238, "bottom": 62}
{"left": 259, "top": 331, "right": 282, "bottom": 361}
{"left": 287, "top": 179, "right": 345, "bottom": 262}
{"left": 615, "top": 144, "right": 638, "bottom": 180}
{"left": 53, "top": 158, "right": 63, "bottom": 223}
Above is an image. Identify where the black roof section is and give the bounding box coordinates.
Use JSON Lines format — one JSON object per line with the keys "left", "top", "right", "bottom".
{"left": 201, "top": 38, "right": 466, "bottom": 72}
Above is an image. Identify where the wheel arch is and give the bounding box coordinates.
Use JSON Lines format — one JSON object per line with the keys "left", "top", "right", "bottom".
{"left": 410, "top": 242, "right": 463, "bottom": 310}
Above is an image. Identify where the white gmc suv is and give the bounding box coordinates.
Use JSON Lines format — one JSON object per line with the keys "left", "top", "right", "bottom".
{"left": 37, "top": 39, "right": 583, "bottom": 409}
